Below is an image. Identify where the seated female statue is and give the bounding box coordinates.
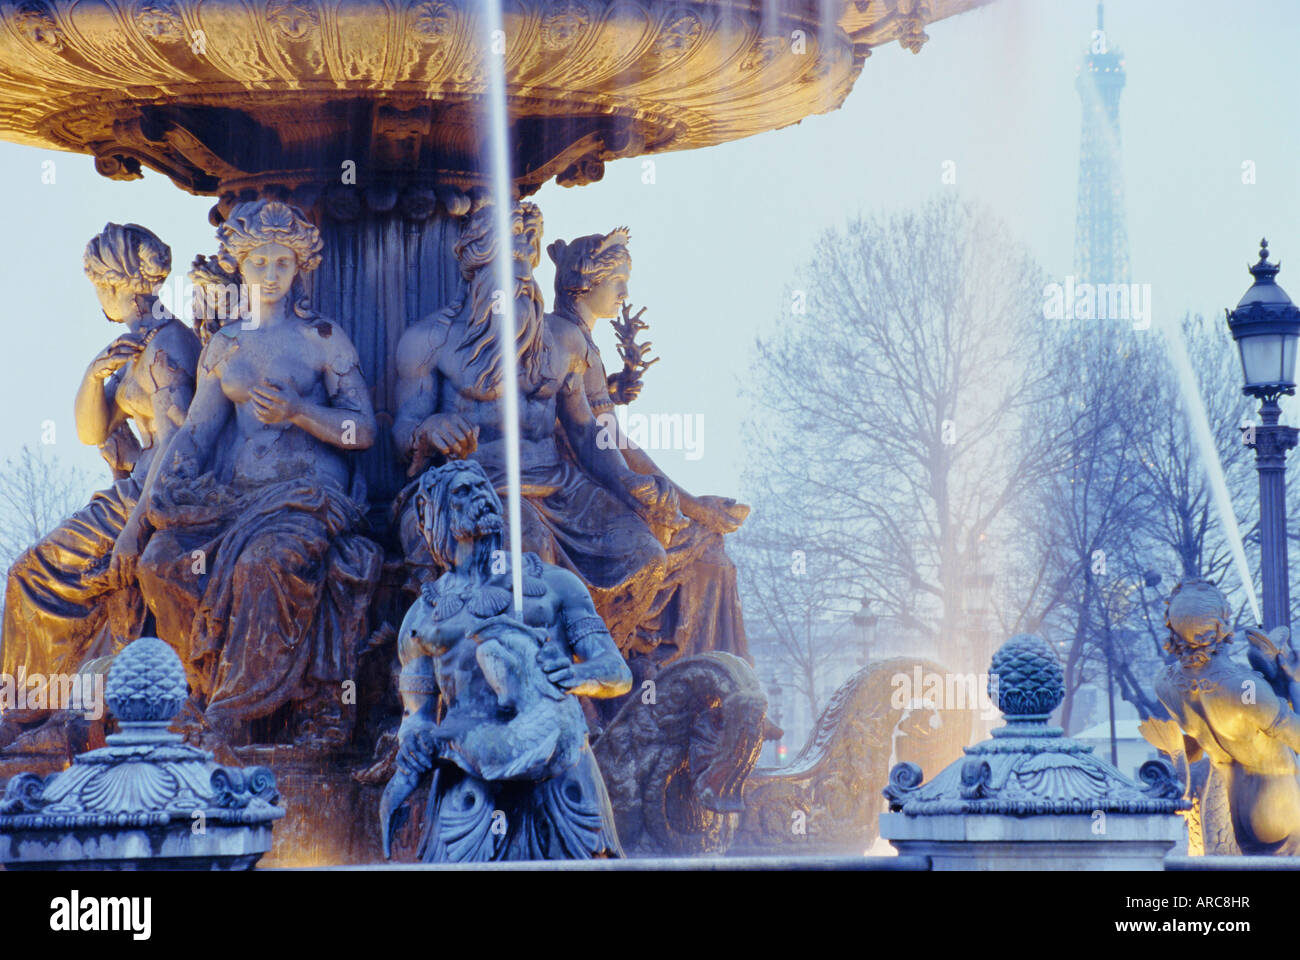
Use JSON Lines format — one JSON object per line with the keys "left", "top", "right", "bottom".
{"left": 545, "top": 228, "right": 750, "bottom": 688}
{"left": 135, "top": 200, "right": 382, "bottom": 749}
{"left": 1, "top": 223, "right": 198, "bottom": 750}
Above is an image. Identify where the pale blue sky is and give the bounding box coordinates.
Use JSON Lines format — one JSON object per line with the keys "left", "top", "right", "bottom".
{"left": 0, "top": 0, "right": 1296, "bottom": 503}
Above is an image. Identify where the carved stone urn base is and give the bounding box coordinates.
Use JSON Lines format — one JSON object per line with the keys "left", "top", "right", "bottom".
{"left": 0, "top": 744, "right": 420, "bottom": 867}
{"left": 881, "top": 812, "right": 1185, "bottom": 871}
{"left": 0, "top": 825, "right": 277, "bottom": 871}
{"left": 0, "top": 638, "right": 284, "bottom": 871}
{"left": 880, "top": 635, "right": 1189, "bottom": 872}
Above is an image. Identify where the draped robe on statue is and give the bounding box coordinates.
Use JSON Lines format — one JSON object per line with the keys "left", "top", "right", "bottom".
{"left": 2, "top": 477, "right": 141, "bottom": 687}
{"left": 140, "top": 464, "right": 381, "bottom": 731}
{"left": 574, "top": 318, "right": 748, "bottom": 669}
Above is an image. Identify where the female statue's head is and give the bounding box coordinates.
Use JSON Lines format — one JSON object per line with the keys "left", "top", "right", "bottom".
{"left": 82, "top": 223, "right": 171, "bottom": 323}
{"left": 188, "top": 254, "right": 241, "bottom": 346}
{"left": 1164, "top": 578, "right": 1234, "bottom": 667}
{"left": 547, "top": 228, "right": 630, "bottom": 325}
{"left": 216, "top": 200, "right": 322, "bottom": 315}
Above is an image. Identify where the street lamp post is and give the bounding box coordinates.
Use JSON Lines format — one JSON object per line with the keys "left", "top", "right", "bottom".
{"left": 1227, "top": 240, "right": 1300, "bottom": 631}
{"left": 851, "top": 596, "right": 878, "bottom": 666}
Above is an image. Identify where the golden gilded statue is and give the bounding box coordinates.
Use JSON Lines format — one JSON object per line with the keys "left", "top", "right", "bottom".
{"left": 1, "top": 223, "right": 199, "bottom": 750}
{"left": 1156, "top": 579, "right": 1300, "bottom": 854}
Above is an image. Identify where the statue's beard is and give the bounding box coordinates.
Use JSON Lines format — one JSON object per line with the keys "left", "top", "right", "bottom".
{"left": 456, "top": 271, "right": 547, "bottom": 394}
{"left": 448, "top": 499, "right": 504, "bottom": 575}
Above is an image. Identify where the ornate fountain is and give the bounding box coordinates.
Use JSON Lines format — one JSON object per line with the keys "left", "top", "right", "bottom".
{"left": 0, "top": 0, "right": 992, "bottom": 866}
{"left": 0, "top": 0, "right": 987, "bottom": 498}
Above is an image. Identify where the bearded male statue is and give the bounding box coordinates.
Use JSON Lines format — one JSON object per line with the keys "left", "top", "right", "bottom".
{"left": 391, "top": 199, "right": 683, "bottom": 660}
{"left": 381, "top": 459, "right": 631, "bottom": 861}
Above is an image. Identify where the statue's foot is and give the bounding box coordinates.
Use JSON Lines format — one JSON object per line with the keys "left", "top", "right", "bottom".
{"left": 293, "top": 693, "right": 352, "bottom": 753}
{"left": 293, "top": 717, "right": 350, "bottom": 754}
{"left": 353, "top": 731, "right": 398, "bottom": 784}
{"left": 0, "top": 716, "right": 70, "bottom": 757}
{"left": 195, "top": 730, "right": 241, "bottom": 768}
{"left": 173, "top": 702, "right": 241, "bottom": 766}
{"left": 0, "top": 717, "right": 23, "bottom": 751}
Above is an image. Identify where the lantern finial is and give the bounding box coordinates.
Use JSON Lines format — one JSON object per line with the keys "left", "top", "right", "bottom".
{"left": 1251, "top": 238, "right": 1280, "bottom": 283}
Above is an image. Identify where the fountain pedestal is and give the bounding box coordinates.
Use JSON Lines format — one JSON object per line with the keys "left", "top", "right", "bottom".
{"left": 0, "top": 638, "right": 284, "bottom": 870}
{"left": 880, "top": 634, "right": 1187, "bottom": 871}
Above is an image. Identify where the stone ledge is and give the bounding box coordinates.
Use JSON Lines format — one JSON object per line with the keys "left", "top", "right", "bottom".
{"left": 1166, "top": 856, "right": 1300, "bottom": 870}
{"left": 293, "top": 855, "right": 930, "bottom": 871}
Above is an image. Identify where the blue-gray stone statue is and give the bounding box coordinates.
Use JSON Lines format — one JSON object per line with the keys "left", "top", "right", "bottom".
{"left": 0, "top": 636, "right": 283, "bottom": 869}
{"left": 1155, "top": 578, "right": 1300, "bottom": 855}
{"left": 881, "top": 633, "right": 1186, "bottom": 869}
{"left": 380, "top": 459, "right": 632, "bottom": 861}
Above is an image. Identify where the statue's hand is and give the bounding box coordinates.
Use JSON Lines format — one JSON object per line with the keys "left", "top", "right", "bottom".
{"left": 249, "top": 379, "right": 302, "bottom": 425}
{"left": 537, "top": 641, "right": 580, "bottom": 691}
{"left": 416, "top": 413, "right": 479, "bottom": 461}
{"left": 88, "top": 333, "right": 147, "bottom": 381}
{"left": 107, "top": 515, "right": 145, "bottom": 588}
{"left": 684, "top": 495, "right": 750, "bottom": 534}
{"left": 606, "top": 369, "right": 643, "bottom": 406}
{"left": 395, "top": 720, "right": 439, "bottom": 776}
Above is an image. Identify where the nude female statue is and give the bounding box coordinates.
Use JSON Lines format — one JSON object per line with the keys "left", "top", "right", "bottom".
{"left": 1156, "top": 579, "right": 1300, "bottom": 854}
{"left": 1, "top": 223, "right": 198, "bottom": 751}
{"left": 134, "top": 200, "right": 382, "bottom": 748}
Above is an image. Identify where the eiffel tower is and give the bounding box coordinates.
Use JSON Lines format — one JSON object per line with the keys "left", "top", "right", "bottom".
{"left": 1074, "top": 2, "right": 1129, "bottom": 286}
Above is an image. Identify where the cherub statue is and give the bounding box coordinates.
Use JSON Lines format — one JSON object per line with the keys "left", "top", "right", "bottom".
{"left": 381, "top": 459, "right": 631, "bottom": 861}
{"left": 1, "top": 223, "right": 199, "bottom": 752}
{"left": 1154, "top": 578, "right": 1300, "bottom": 854}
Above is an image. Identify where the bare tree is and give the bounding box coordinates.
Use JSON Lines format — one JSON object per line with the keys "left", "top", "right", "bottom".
{"left": 740, "top": 194, "right": 1063, "bottom": 676}
{"left": 1031, "top": 312, "right": 1259, "bottom": 732}
{"left": 730, "top": 491, "right": 854, "bottom": 723}
{"left": 1029, "top": 318, "right": 1155, "bottom": 731}
{"left": 0, "top": 445, "right": 95, "bottom": 582}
